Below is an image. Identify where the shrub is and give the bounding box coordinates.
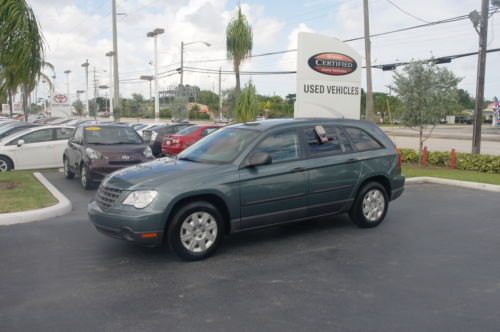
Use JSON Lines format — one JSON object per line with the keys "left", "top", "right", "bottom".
{"left": 399, "top": 148, "right": 418, "bottom": 163}
{"left": 398, "top": 147, "right": 500, "bottom": 173}
{"left": 160, "top": 108, "right": 172, "bottom": 119}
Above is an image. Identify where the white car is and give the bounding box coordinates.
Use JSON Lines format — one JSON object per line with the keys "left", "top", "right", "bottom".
{"left": 0, "top": 125, "right": 75, "bottom": 171}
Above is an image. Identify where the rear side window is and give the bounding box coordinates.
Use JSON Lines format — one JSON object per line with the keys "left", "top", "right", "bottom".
{"left": 304, "top": 126, "right": 353, "bottom": 155}
{"left": 345, "top": 127, "right": 383, "bottom": 151}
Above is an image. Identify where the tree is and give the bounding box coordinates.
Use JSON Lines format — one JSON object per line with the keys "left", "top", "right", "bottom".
{"left": 457, "top": 89, "right": 475, "bottom": 110}
{"left": 0, "top": 0, "right": 45, "bottom": 121}
{"left": 73, "top": 100, "right": 84, "bottom": 117}
{"left": 226, "top": 5, "right": 252, "bottom": 98}
{"left": 235, "top": 81, "right": 259, "bottom": 122}
{"left": 393, "top": 61, "right": 461, "bottom": 162}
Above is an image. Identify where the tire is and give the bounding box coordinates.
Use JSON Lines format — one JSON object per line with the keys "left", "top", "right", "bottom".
{"left": 349, "top": 182, "right": 389, "bottom": 228}
{"left": 167, "top": 201, "right": 224, "bottom": 261}
{"left": 0, "top": 156, "right": 13, "bottom": 172}
{"left": 80, "top": 163, "right": 94, "bottom": 190}
{"left": 63, "top": 157, "right": 75, "bottom": 179}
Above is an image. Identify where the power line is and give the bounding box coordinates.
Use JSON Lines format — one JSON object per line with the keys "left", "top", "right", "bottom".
{"left": 385, "top": 0, "right": 430, "bottom": 24}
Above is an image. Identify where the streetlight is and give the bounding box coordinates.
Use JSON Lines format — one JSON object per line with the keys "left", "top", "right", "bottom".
{"left": 180, "top": 40, "right": 211, "bottom": 86}
{"left": 81, "top": 60, "right": 90, "bottom": 119}
{"left": 147, "top": 28, "right": 165, "bottom": 122}
{"left": 64, "top": 70, "right": 71, "bottom": 107}
{"left": 106, "top": 51, "right": 115, "bottom": 119}
{"left": 98, "top": 85, "right": 109, "bottom": 116}
{"left": 140, "top": 75, "right": 154, "bottom": 118}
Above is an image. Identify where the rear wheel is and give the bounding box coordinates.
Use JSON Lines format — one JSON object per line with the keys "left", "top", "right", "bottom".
{"left": 0, "top": 156, "right": 12, "bottom": 172}
{"left": 349, "top": 182, "right": 388, "bottom": 228}
{"left": 168, "top": 201, "right": 224, "bottom": 261}
{"left": 64, "top": 157, "right": 75, "bottom": 179}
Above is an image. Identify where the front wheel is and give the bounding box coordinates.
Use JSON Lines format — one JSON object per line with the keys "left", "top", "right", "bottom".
{"left": 167, "top": 201, "right": 224, "bottom": 261}
{"left": 0, "top": 156, "right": 13, "bottom": 172}
{"left": 349, "top": 182, "right": 388, "bottom": 228}
{"left": 80, "top": 164, "right": 94, "bottom": 190}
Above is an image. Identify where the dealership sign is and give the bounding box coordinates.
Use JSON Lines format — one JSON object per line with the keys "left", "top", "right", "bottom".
{"left": 295, "top": 32, "right": 362, "bottom": 119}
{"left": 52, "top": 93, "right": 70, "bottom": 107}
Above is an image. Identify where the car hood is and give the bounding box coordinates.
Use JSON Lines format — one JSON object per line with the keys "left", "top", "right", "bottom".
{"left": 102, "top": 157, "right": 219, "bottom": 190}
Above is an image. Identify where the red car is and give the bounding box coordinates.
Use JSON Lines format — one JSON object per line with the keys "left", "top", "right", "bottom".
{"left": 161, "top": 124, "right": 221, "bottom": 156}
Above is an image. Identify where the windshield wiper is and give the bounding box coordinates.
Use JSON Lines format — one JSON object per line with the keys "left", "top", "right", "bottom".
{"left": 178, "top": 156, "right": 198, "bottom": 163}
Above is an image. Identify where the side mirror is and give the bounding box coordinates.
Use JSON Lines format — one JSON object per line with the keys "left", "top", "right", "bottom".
{"left": 247, "top": 152, "right": 272, "bottom": 168}
{"left": 17, "top": 139, "right": 25, "bottom": 147}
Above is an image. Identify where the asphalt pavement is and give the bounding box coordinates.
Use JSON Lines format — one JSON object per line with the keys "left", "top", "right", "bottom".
{"left": 1, "top": 172, "right": 499, "bottom": 331}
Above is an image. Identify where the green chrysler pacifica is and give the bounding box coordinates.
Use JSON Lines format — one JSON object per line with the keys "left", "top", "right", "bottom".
{"left": 88, "top": 119, "right": 405, "bottom": 261}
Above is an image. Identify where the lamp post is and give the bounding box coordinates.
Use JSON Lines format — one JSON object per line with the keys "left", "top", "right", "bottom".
{"left": 64, "top": 70, "right": 71, "bottom": 105}
{"left": 147, "top": 28, "right": 165, "bottom": 122}
{"left": 140, "top": 75, "right": 154, "bottom": 118}
{"left": 105, "top": 51, "right": 115, "bottom": 120}
{"left": 81, "top": 60, "right": 90, "bottom": 119}
{"left": 180, "top": 40, "right": 211, "bottom": 86}
{"left": 98, "top": 85, "right": 109, "bottom": 116}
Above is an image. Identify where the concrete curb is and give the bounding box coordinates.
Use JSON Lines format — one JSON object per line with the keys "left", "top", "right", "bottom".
{"left": 406, "top": 176, "right": 500, "bottom": 193}
{"left": 0, "top": 172, "right": 72, "bottom": 226}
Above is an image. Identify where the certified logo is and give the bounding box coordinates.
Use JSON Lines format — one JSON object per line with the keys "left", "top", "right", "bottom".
{"left": 308, "top": 53, "right": 357, "bottom": 76}
{"left": 121, "top": 155, "right": 130, "bottom": 161}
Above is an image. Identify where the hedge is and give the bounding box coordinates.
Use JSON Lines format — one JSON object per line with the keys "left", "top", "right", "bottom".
{"left": 398, "top": 148, "right": 500, "bottom": 173}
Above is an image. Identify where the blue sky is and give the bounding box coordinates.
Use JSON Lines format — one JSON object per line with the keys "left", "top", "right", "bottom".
{"left": 27, "top": 0, "right": 500, "bottom": 101}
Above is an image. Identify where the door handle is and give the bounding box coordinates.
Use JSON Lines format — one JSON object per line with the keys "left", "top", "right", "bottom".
{"left": 290, "top": 167, "right": 306, "bottom": 173}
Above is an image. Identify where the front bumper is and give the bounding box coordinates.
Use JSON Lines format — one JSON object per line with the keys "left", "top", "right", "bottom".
{"left": 88, "top": 200, "right": 164, "bottom": 247}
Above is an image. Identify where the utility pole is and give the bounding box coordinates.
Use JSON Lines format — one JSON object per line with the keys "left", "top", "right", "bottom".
{"left": 147, "top": 28, "right": 164, "bottom": 122}
{"left": 471, "top": 0, "right": 490, "bottom": 154}
{"left": 218, "top": 66, "right": 222, "bottom": 121}
{"left": 106, "top": 51, "right": 114, "bottom": 120}
{"left": 112, "top": 0, "right": 120, "bottom": 119}
{"left": 81, "top": 60, "right": 90, "bottom": 119}
{"left": 363, "top": 0, "right": 375, "bottom": 122}
{"left": 180, "top": 41, "right": 184, "bottom": 86}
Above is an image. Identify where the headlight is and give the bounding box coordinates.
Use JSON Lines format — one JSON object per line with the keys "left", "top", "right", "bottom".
{"left": 143, "top": 146, "right": 153, "bottom": 158}
{"left": 122, "top": 190, "right": 158, "bottom": 209}
{"left": 86, "top": 147, "right": 102, "bottom": 160}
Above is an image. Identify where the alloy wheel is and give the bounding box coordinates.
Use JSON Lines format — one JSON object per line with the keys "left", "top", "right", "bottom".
{"left": 0, "top": 159, "right": 8, "bottom": 172}
{"left": 362, "top": 189, "right": 385, "bottom": 222}
{"left": 180, "top": 212, "right": 218, "bottom": 253}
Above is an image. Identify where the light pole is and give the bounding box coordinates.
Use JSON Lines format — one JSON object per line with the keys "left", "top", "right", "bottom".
{"left": 140, "top": 75, "right": 154, "bottom": 118}
{"left": 98, "top": 85, "right": 109, "bottom": 116}
{"left": 180, "top": 40, "right": 211, "bottom": 86}
{"left": 64, "top": 69, "right": 71, "bottom": 106}
{"left": 147, "top": 28, "right": 164, "bottom": 122}
{"left": 106, "top": 51, "right": 115, "bottom": 119}
{"left": 111, "top": 0, "right": 121, "bottom": 118}
{"left": 81, "top": 60, "right": 90, "bottom": 119}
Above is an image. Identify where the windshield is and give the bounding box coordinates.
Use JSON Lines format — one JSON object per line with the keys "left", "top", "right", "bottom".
{"left": 176, "top": 125, "right": 199, "bottom": 136}
{"left": 84, "top": 126, "right": 142, "bottom": 145}
{"left": 178, "top": 127, "right": 259, "bottom": 164}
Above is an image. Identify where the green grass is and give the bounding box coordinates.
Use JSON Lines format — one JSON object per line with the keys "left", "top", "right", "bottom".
{"left": 0, "top": 171, "right": 57, "bottom": 213}
{"left": 403, "top": 164, "right": 500, "bottom": 185}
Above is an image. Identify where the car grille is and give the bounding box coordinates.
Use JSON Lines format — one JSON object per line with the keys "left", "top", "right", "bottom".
{"left": 108, "top": 160, "right": 141, "bottom": 165}
{"left": 96, "top": 186, "right": 123, "bottom": 209}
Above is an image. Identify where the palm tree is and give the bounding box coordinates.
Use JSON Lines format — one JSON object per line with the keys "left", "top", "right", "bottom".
{"left": 235, "top": 81, "right": 259, "bottom": 122}
{"left": 0, "top": 0, "right": 45, "bottom": 119}
{"left": 226, "top": 5, "right": 253, "bottom": 99}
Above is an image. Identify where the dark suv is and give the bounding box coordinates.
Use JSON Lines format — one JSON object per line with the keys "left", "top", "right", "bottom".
{"left": 88, "top": 119, "right": 405, "bottom": 261}
{"left": 142, "top": 123, "right": 193, "bottom": 157}
{"left": 64, "top": 124, "right": 154, "bottom": 189}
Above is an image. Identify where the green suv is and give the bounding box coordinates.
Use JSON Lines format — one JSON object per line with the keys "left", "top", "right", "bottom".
{"left": 88, "top": 119, "right": 405, "bottom": 261}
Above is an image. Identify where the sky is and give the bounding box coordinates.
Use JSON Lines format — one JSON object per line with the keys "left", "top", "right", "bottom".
{"left": 27, "top": 0, "right": 500, "bottom": 102}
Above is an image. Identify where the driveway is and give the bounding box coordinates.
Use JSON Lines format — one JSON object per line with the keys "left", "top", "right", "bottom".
{"left": 0, "top": 172, "right": 499, "bottom": 331}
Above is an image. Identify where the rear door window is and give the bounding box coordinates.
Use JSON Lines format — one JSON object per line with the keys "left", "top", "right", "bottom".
{"left": 345, "top": 127, "right": 383, "bottom": 151}
{"left": 304, "top": 126, "right": 353, "bottom": 156}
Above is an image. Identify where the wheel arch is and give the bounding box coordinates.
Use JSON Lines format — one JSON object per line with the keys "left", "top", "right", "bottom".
{"left": 355, "top": 175, "right": 392, "bottom": 199}
{"left": 0, "top": 154, "right": 14, "bottom": 170}
{"left": 165, "top": 193, "right": 232, "bottom": 235}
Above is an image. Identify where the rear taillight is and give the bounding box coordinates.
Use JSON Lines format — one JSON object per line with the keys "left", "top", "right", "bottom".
{"left": 396, "top": 147, "right": 402, "bottom": 168}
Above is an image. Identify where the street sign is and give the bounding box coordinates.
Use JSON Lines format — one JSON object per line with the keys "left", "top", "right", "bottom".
{"left": 295, "top": 32, "right": 362, "bottom": 119}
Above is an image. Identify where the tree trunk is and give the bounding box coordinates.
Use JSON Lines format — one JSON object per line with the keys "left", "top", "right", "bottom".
{"left": 235, "top": 67, "right": 241, "bottom": 100}
{"left": 418, "top": 126, "right": 423, "bottom": 164}
{"left": 8, "top": 90, "right": 13, "bottom": 118}
{"left": 22, "top": 85, "right": 29, "bottom": 122}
